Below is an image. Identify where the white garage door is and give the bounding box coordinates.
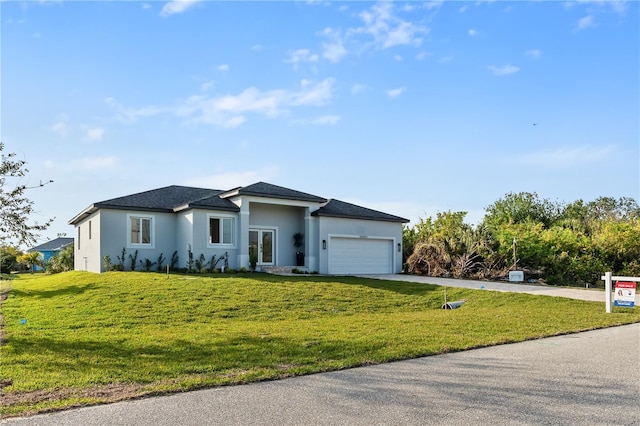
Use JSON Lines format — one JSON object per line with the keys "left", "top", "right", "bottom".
{"left": 328, "top": 237, "right": 393, "bottom": 275}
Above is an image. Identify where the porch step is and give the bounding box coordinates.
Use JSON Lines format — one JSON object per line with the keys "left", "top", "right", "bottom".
{"left": 261, "top": 266, "right": 306, "bottom": 275}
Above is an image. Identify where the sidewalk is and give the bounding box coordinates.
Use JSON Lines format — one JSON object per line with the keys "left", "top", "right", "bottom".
{"left": 358, "top": 274, "right": 640, "bottom": 304}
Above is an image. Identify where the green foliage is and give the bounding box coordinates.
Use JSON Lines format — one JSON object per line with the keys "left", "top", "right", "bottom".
{"left": 186, "top": 250, "right": 194, "bottom": 273}
{"left": 170, "top": 251, "right": 179, "bottom": 270}
{"left": 103, "top": 255, "right": 112, "bottom": 272}
{"left": 116, "top": 248, "right": 127, "bottom": 270}
{"left": 156, "top": 253, "right": 165, "bottom": 272}
{"left": 16, "top": 252, "right": 43, "bottom": 273}
{"left": 405, "top": 193, "right": 640, "bottom": 287}
{"left": 482, "top": 191, "right": 560, "bottom": 230}
{"left": 0, "top": 143, "right": 53, "bottom": 247}
{"left": 139, "top": 258, "right": 156, "bottom": 272}
{"left": 0, "top": 245, "right": 22, "bottom": 274}
{"left": 128, "top": 250, "right": 139, "bottom": 271}
{"left": 45, "top": 245, "right": 74, "bottom": 274}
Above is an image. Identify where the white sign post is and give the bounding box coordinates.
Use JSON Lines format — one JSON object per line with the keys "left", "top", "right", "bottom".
{"left": 601, "top": 273, "right": 640, "bottom": 313}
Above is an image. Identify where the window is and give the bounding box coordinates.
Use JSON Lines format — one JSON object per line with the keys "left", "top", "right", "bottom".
{"left": 89, "top": 221, "right": 92, "bottom": 240}
{"left": 209, "top": 216, "right": 234, "bottom": 245}
{"left": 128, "top": 215, "right": 154, "bottom": 247}
{"left": 77, "top": 227, "right": 81, "bottom": 250}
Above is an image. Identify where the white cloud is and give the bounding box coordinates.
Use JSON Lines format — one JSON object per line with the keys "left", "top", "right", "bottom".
{"left": 251, "top": 44, "right": 262, "bottom": 51}
{"left": 107, "top": 79, "right": 334, "bottom": 128}
{"left": 575, "top": 0, "right": 628, "bottom": 15}
{"left": 86, "top": 127, "right": 105, "bottom": 141}
{"left": 356, "top": 2, "right": 426, "bottom": 49}
{"left": 320, "top": 28, "right": 348, "bottom": 63}
{"left": 416, "top": 51, "right": 431, "bottom": 60}
{"left": 291, "top": 115, "right": 341, "bottom": 126}
{"left": 181, "top": 79, "right": 334, "bottom": 127}
{"left": 49, "top": 120, "right": 68, "bottom": 137}
{"left": 387, "top": 87, "right": 406, "bottom": 98}
{"left": 459, "top": 5, "right": 468, "bottom": 13}
{"left": 525, "top": 49, "right": 542, "bottom": 59}
{"left": 394, "top": 54, "right": 403, "bottom": 61}
{"left": 78, "top": 156, "right": 118, "bottom": 171}
{"left": 105, "top": 97, "right": 166, "bottom": 123}
{"left": 183, "top": 166, "right": 279, "bottom": 189}
{"left": 488, "top": 64, "right": 520, "bottom": 76}
{"left": 468, "top": 28, "right": 477, "bottom": 36}
{"left": 437, "top": 55, "right": 454, "bottom": 64}
{"left": 217, "top": 64, "right": 229, "bottom": 71}
{"left": 160, "top": 0, "right": 201, "bottom": 17}
{"left": 512, "top": 145, "right": 616, "bottom": 169}
{"left": 44, "top": 160, "right": 54, "bottom": 168}
{"left": 351, "top": 84, "right": 367, "bottom": 95}
{"left": 575, "top": 15, "right": 596, "bottom": 31}
{"left": 285, "top": 49, "right": 319, "bottom": 70}
{"left": 201, "top": 81, "right": 214, "bottom": 92}
{"left": 317, "top": 3, "right": 427, "bottom": 64}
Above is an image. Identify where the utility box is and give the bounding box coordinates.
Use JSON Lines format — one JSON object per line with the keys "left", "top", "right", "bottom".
{"left": 509, "top": 271, "right": 524, "bottom": 282}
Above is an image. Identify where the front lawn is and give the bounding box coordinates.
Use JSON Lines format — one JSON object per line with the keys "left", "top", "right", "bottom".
{"left": 1, "top": 271, "right": 638, "bottom": 417}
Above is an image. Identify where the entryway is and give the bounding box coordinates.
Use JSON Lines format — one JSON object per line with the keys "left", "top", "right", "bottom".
{"left": 249, "top": 229, "right": 275, "bottom": 266}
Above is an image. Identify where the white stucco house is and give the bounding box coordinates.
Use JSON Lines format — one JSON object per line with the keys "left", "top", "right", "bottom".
{"left": 69, "top": 182, "right": 409, "bottom": 274}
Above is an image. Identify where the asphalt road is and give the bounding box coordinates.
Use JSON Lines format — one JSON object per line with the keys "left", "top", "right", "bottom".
{"left": 3, "top": 275, "right": 639, "bottom": 425}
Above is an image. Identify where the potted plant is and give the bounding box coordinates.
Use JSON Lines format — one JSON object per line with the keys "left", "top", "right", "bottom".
{"left": 292, "top": 232, "right": 304, "bottom": 266}
{"left": 249, "top": 245, "right": 258, "bottom": 271}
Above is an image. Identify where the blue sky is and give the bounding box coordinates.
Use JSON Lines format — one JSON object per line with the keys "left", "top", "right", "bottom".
{"left": 2, "top": 0, "right": 639, "bottom": 246}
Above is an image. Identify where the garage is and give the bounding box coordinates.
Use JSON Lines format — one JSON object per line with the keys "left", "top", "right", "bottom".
{"left": 328, "top": 237, "right": 393, "bottom": 275}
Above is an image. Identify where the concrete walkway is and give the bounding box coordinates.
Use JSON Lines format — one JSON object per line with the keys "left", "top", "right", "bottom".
{"left": 358, "top": 274, "right": 640, "bottom": 304}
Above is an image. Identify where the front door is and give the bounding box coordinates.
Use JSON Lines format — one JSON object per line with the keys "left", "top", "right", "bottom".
{"left": 249, "top": 229, "right": 275, "bottom": 266}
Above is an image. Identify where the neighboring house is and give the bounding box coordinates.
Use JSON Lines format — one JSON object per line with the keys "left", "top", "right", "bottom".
{"left": 27, "top": 237, "right": 75, "bottom": 271}
{"left": 69, "top": 182, "right": 409, "bottom": 274}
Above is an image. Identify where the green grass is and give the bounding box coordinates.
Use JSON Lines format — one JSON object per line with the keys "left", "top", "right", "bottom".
{"left": 1, "top": 271, "right": 638, "bottom": 417}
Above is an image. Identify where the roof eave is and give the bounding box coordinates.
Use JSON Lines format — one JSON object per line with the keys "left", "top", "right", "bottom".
{"left": 311, "top": 212, "right": 409, "bottom": 223}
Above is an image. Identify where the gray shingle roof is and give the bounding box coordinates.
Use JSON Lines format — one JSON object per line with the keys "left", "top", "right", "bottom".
{"left": 312, "top": 199, "right": 409, "bottom": 223}
{"left": 28, "top": 237, "right": 74, "bottom": 252}
{"left": 228, "top": 182, "right": 327, "bottom": 203}
{"left": 94, "top": 185, "right": 222, "bottom": 211}
{"left": 70, "top": 183, "right": 406, "bottom": 225}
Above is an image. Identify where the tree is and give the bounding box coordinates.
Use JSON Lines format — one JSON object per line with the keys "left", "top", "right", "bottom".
{"left": 0, "top": 245, "right": 23, "bottom": 274}
{"left": 17, "top": 251, "right": 43, "bottom": 273}
{"left": 482, "top": 192, "right": 561, "bottom": 230}
{"left": 46, "top": 245, "right": 74, "bottom": 273}
{"left": 0, "top": 143, "right": 53, "bottom": 246}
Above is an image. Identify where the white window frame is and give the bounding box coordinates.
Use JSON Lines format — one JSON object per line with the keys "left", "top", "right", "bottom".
{"left": 207, "top": 214, "right": 236, "bottom": 248}
{"left": 127, "top": 214, "right": 155, "bottom": 249}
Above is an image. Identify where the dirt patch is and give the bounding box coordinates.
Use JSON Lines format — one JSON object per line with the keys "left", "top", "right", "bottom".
{"left": 1, "top": 382, "right": 149, "bottom": 413}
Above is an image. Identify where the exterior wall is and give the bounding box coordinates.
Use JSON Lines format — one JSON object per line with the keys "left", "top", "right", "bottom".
{"left": 74, "top": 211, "right": 101, "bottom": 272}
{"left": 98, "top": 209, "right": 176, "bottom": 272}
{"left": 176, "top": 211, "right": 193, "bottom": 271}
{"left": 189, "top": 209, "right": 239, "bottom": 270}
{"left": 317, "top": 217, "right": 404, "bottom": 274}
{"left": 248, "top": 203, "right": 305, "bottom": 267}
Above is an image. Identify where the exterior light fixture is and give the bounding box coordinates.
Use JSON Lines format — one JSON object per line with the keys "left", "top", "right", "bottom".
{"left": 398, "top": 243, "right": 401, "bottom": 252}
{"left": 322, "top": 240, "right": 327, "bottom": 250}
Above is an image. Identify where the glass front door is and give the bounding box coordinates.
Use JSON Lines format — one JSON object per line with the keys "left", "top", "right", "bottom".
{"left": 249, "top": 229, "right": 275, "bottom": 265}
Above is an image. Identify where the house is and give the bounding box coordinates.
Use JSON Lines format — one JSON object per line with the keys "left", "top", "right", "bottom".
{"left": 68, "top": 182, "right": 409, "bottom": 274}
{"left": 27, "top": 237, "right": 74, "bottom": 271}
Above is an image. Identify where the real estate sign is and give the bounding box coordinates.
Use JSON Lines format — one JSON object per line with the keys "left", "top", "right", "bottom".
{"left": 614, "top": 281, "right": 636, "bottom": 308}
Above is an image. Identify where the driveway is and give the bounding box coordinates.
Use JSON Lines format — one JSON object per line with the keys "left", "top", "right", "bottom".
{"left": 3, "top": 324, "right": 639, "bottom": 425}
{"left": 360, "top": 274, "right": 640, "bottom": 304}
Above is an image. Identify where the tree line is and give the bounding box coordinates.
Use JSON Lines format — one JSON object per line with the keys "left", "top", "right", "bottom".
{"left": 402, "top": 192, "right": 640, "bottom": 287}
